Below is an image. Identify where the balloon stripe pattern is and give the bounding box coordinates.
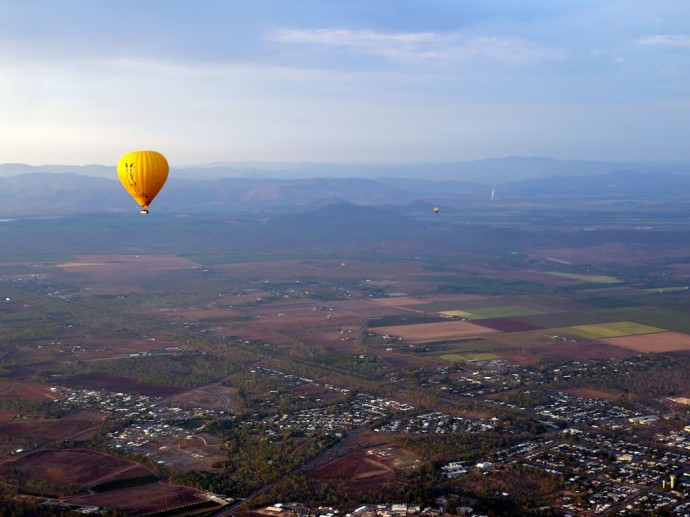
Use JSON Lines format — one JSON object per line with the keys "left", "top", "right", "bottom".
{"left": 117, "top": 150, "right": 169, "bottom": 213}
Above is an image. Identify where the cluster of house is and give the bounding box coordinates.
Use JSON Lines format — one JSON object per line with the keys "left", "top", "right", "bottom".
{"left": 657, "top": 424, "right": 690, "bottom": 451}
{"left": 50, "top": 386, "right": 225, "bottom": 453}
{"left": 532, "top": 391, "right": 639, "bottom": 426}
{"left": 251, "top": 368, "right": 496, "bottom": 437}
{"left": 373, "top": 411, "right": 494, "bottom": 435}
{"left": 494, "top": 429, "right": 688, "bottom": 514}
{"left": 259, "top": 502, "right": 455, "bottom": 517}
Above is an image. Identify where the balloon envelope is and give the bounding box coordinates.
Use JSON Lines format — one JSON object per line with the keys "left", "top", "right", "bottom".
{"left": 117, "top": 150, "right": 169, "bottom": 212}
{"left": 433, "top": 207, "right": 440, "bottom": 213}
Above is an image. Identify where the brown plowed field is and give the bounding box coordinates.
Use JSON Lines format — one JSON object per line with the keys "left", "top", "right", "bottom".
{"left": 603, "top": 331, "right": 690, "bottom": 353}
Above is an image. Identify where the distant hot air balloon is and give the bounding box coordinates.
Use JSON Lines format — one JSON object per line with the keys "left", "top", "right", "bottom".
{"left": 340, "top": 262, "right": 347, "bottom": 268}
{"left": 117, "top": 150, "right": 169, "bottom": 214}
{"left": 433, "top": 207, "right": 440, "bottom": 214}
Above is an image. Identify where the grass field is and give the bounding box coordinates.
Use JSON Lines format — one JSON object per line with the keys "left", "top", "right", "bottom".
{"left": 549, "top": 321, "right": 666, "bottom": 339}
{"left": 440, "top": 352, "right": 497, "bottom": 362}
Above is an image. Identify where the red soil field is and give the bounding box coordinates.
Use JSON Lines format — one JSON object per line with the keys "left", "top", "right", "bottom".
{"left": 0, "top": 410, "right": 15, "bottom": 423}
{"left": 293, "top": 383, "right": 349, "bottom": 404}
{"left": 0, "top": 448, "right": 153, "bottom": 486}
{"left": 494, "top": 349, "right": 542, "bottom": 365}
{"left": 311, "top": 449, "right": 394, "bottom": 491}
{"left": 527, "top": 341, "right": 637, "bottom": 362}
{"left": 564, "top": 387, "right": 623, "bottom": 401}
{"left": 0, "top": 380, "right": 62, "bottom": 401}
{"left": 378, "top": 350, "right": 449, "bottom": 369}
{"left": 65, "top": 482, "right": 207, "bottom": 516}
{"left": 0, "top": 413, "right": 105, "bottom": 451}
{"left": 310, "top": 445, "right": 422, "bottom": 494}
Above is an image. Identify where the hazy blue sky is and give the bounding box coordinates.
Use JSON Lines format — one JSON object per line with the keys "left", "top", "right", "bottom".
{"left": 1, "top": 0, "right": 689, "bottom": 165}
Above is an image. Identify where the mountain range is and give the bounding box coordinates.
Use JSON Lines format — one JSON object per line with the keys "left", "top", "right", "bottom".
{"left": 1, "top": 157, "right": 690, "bottom": 217}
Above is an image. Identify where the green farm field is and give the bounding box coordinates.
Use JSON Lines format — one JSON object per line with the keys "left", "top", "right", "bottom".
{"left": 548, "top": 321, "right": 666, "bottom": 339}
{"left": 590, "top": 306, "right": 690, "bottom": 333}
{"left": 545, "top": 272, "right": 622, "bottom": 283}
{"left": 644, "top": 286, "right": 689, "bottom": 293}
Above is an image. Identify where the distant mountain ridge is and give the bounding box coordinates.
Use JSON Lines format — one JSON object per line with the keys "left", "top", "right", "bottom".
{"left": 3, "top": 156, "right": 690, "bottom": 183}
{"left": 1, "top": 167, "right": 690, "bottom": 217}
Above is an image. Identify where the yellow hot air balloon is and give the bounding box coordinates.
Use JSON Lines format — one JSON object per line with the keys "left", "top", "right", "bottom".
{"left": 117, "top": 150, "right": 169, "bottom": 214}
{"left": 433, "top": 207, "right": 440, "bottom": 214}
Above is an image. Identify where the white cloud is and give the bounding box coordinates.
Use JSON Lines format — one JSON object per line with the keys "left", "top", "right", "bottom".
{"left": 272, "top": 28, "right": 562, "bottom": 64}
{"left": 638, "top": 35, "right": 690, "bottom": 47}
